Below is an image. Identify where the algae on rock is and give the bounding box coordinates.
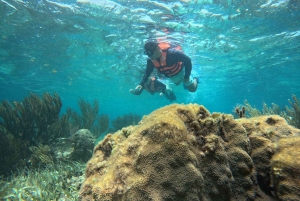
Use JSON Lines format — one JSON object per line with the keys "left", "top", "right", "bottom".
{"left": 79, "top": 104, "right": 300, "bottom": 201}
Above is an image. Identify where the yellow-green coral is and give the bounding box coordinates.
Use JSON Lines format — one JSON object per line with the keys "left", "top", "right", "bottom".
{"left": 243, "top": 94, "right": 300, "bottom": 128}
{"left": 80, "top": 104, "right": 258, "bottom": 201}
{"left": 271, "top": 137, "right": 300, "bottom": 201}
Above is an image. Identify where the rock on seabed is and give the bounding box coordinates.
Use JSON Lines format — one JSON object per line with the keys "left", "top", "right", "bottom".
{"left": 79, "top": 104, "right": 300, "bottom": 201}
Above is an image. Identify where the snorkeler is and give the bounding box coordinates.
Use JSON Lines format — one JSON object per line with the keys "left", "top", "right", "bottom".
{"left": 133, "top": 40, "right": 198, "bottom": 94}
{"left": 129, "top": 77, "right": 176, "bottom": 102}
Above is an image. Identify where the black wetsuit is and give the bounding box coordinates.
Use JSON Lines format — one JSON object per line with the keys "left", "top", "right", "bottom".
{"left": 139, "top": 48, "right": 192, "bottom": 86}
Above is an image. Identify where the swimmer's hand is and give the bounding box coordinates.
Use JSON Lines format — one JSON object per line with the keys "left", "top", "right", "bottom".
{"left": 130, "top": 85, "right": 143, "bottom": 95}
{"left": 129, "top": 85, "right": 142, "bottom": 93}
{"left": 135, "top": 85, "right": 143, "bottom": 91}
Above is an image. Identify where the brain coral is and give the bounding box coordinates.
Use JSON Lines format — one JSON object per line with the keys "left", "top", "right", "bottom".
{"left": 79, "top": 104, "right": 300, "bottom": 201}
{"left": 238, "top": 115, "right": 300, "bottom": 201}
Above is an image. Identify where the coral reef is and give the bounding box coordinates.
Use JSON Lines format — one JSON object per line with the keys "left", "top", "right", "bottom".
{"left": 66, "top": 98, "right": 109, "bottom": 138}
{"left": 111, "top": 113, "right": 141, "bottom": 131}
{"left": 0, "top": 93, "right": 109, "bottom": 176}
{"left": 79, "top": 104, "right": 300, "bottom": 201}
{"left": 285, "top": 94, "right": 300, "bottom": 128}
{"left": 237, "top": 115, "right": 300, "bottom": 200}
{"left": 71, "top": 129, "right": 95, "bottom": 162}
{"left": 91, "top": 114, "right": 109, "bottom": 138}
{"left": 234, "top": 105, "right": 246, "bottom": 118}
{"left": 0, "top": 92, "right": 62, "bottom": 144}
{"left": 271, "top": 137, "right": 300, "bottom": 201}
{"left": 0, "top": 93, "right": 66, "bottom": 175}
{"left": 244, "top": 94, "right": 300, "bottom": 128}
{"left": 78, "top": 98, "right": 99, "bottom": 129}
{"left": 29, "top": 144, "right": 54, "bottom": 166}
{"left": 53, "top": 129, "right": 95, "bottom": 162}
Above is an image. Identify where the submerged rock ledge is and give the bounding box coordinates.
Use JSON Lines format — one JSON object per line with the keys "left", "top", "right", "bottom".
{"left": 79, "top": 104, "right": 300, "bottom": 201}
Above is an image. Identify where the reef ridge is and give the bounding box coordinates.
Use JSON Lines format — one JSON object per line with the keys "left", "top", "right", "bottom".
{"left": 79, "top": 104, "right": 300, "bottom": 201}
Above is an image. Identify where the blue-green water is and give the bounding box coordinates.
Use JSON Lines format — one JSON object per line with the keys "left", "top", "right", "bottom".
{"left": 1, "top": 0, "right": 300, "bottom": 119}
